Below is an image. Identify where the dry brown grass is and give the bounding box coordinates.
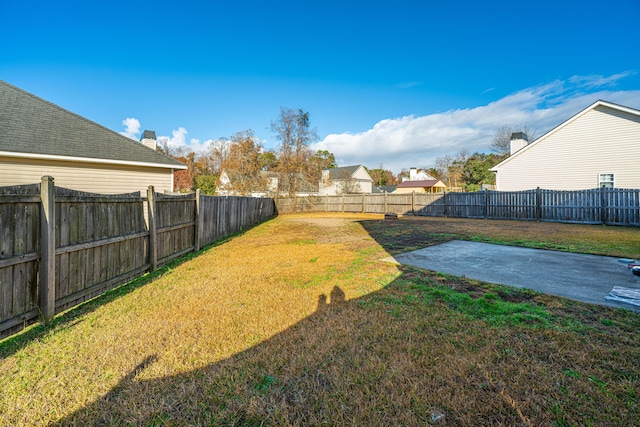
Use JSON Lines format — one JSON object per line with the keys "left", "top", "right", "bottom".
{"left": 0, "top": 213, "right": 638, "bottom": 426}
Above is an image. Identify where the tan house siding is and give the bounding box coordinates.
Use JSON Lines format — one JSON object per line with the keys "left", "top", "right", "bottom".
{"left": 395, "top": 184, "right": 446, "bottom": 194}
{"left": 493, "top": 104, "right": 640, "bottom": 191}
{"left": 395, "top": 187, "right": 422, "bottom": 194}
{"left": 0, "top": 156, "right": 174, "bottom": 194}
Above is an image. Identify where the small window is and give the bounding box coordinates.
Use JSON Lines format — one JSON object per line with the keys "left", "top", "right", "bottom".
{"left": 598, "top": 173, "right": 614, "bottom": 189}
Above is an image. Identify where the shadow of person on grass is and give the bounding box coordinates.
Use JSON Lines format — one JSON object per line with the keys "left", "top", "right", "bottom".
{"left": 51, "top": 278, "right": 579, "bottom": 426}
{"left": 54, "top": 285, "right": 364, "bottom": 426}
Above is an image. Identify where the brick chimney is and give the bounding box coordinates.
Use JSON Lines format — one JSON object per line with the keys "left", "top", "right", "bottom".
{"left": 140, "top": 130, "right": 157, "bottom": 151}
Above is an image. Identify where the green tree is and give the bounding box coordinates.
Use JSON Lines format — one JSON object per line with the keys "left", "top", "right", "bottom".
{"left": 258, "top": 150, "right": 279, "bottom": 170}
{"left": 193, "top": 174, "right": 217, "bottom": 195}
{"left": 312, "top": 150, "right": 337, "bottom": 169}
{"left": 367, "top": 168, "right": 397, "bottom": 186}
{"left": 308, "top": 149, "right": 337, "bottom": 184}
{"left": 460, "top": 152, "right": 505, "bottom": 191}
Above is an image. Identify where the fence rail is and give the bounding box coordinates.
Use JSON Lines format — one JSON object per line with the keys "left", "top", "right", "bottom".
{"left": 0, "top": 177, "right": 274, "bottom": 339}
{"left": 275, "top": 188, "right": 640, "bottom": 227}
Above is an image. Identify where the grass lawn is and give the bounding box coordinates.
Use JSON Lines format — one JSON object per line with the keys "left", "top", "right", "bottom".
{"left": 1, "top": 213, "right": 639, "bottom": 426}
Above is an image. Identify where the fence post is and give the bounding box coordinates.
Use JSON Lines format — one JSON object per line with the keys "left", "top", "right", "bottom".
{"left": 484, "top": 190, "right": 488, "bottom": 219}
{"left": 362, "top": 193, "right": 365, "bottom": 213}
{"left": 341, "top": 194, "right": 345, "bottom": 212}
{"left": 444, "top": 191, "right": 449, "bottom": 217}
{"left": 147, "top": 186, "right": 158, "bottom": 271}
{"left": 600, "top": 186, "right": 608, "bottom": 225}
{"left": 195, "top": 189, "right": 202, "bottom": 251}
{"left": 536, "top": 187, "right": 542, "bottom": 221}
{"left": 412, "top": 191, "right": 415, "bottom": 216}
{"left": 326, "top": 194, "right": 329, "bottom": 212}
{"left": 384, "top": 191, "right": 388, "bottom": 213}
{"left": 39, "top": 176, "right": 56, "bottom": 320}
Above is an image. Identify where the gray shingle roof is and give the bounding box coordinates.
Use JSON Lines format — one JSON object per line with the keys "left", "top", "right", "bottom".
{"left": 0, "top": 80, "right": 184, "bottom": 168}
{"left": 326, "top": 165, "right": 362, "bottom": 180}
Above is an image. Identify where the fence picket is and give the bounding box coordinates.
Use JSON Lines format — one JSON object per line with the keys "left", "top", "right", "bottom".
{"left": 274, "top": 188, "right": 640, "bottom": 226}
{"left": 0, "top": 180, "right": 275, "bottom": 340}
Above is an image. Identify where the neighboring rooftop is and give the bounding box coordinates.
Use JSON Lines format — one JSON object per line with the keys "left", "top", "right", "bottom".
{"left": 325, "top": 165, "right": 364, "bottom": 179}
{"left": 0, "top": 80, "right": 184, "bottom": 168}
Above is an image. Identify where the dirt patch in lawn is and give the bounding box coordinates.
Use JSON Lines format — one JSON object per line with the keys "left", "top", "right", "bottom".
{"left": 359, "top": 215, "right": 640, "bottom": 258}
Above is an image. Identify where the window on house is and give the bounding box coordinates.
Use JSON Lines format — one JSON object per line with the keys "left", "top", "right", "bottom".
{"left": 598, "top": 173, "right": 614, "bottom": 189}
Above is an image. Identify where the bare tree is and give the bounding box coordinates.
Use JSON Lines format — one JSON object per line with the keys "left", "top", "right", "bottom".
{"left": 207, "top": 138, "right": 231, "bottom": 175}
{"left": 336, "top": 171, "right": 361, "bottom": 194}
{"left": 490, "top": 125, "right": 538, "bottom": 156}
{"left": 271, "top": 107, "right": 318, "bottom": 197}
{"left": 432, "top": 149, "right": 469, "bottom": 188}
{"left": 219, "top": 130, "right": 264, "bottom": 195}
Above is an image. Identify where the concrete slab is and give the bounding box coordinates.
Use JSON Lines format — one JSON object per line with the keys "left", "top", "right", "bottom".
{"left": 387, "top": 240, "right": 640, "bottom": 312}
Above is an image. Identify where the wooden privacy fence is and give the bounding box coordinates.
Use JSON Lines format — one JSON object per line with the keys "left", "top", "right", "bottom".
{"left": 275, "top": 187, "right": 640, "bottom": 226}
{"left": 0, "top": 177, "right": 274, "bottom": 339}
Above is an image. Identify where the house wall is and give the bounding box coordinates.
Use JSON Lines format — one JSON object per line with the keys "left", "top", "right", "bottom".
{"left": 395, "top": 186, "right": 424, "bottom": 194}
{"left": 495, "top": 106, "right": 640, "bottom": 191}
{"left": 0, "top": 156, "right": 175, "bottom": 194}
{"left": 352, "top": 167, "right": 373, "bottom": 193}
{"left": 319, "top": 166, "right": 373, "bottom": 195}
{"left": 319, "top": 179, "right": 372, "bottom": 196}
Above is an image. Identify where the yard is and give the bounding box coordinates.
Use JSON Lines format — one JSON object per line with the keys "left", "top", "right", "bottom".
{"left": 1, "top": 213, "right": 639, "bottom": 426}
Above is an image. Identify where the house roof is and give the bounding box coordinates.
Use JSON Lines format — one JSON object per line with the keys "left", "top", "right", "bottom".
{"left": 396, "top": 179, "right": 442, "bottom": 188}
{"left": 0, "top": 80, "right": 185, "bottom": 169}
{"left": 326, "top": 165, "right": 364, "bottom": 180}
{"left": 373, "top": 185, "right": 396, "bottom": 193}
{"left": 491, "top": 100, "right": 640, "bottom": 172}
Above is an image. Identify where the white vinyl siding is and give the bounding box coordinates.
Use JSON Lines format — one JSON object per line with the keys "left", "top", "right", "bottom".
{"left": 0, "top": 156, "right": 174, "bottom": 194}
{"left": 494, "top": 105, "right": 640, "bottom": 191}
{"left": 351, "top": 166, "right": 373, "bottom": 193}
{"left": 319, "top": 166, "right": 373, "bottom": 195}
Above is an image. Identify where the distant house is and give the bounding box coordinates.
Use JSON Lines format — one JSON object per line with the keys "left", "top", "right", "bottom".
{"left": 0, "top": 80, "right": 186, "bottom": 194}
{"left": 373, "top": 185, "right": 397, "bottom": 194}
{"left": 217, "top": 170, "right": 317, "bottom": 197}
{"left": 395, "top": 179, "right": 447, "bottom": 194}
{"left": 402, "top": 167, "right": 437, "bottom": 182}
{"left": 319, "top": 165, "right": 373, "bottom": 195}
{"left": 491, "top": 100, "right": 640, "bottom": 191}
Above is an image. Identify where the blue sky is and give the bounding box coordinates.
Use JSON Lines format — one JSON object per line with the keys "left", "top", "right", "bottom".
{"left": 2, "top": 0, "right": 639, "bottom": 173}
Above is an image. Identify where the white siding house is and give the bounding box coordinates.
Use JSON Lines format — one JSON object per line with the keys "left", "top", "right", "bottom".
{"left": 319, "top": 165, "right": 373, "bottom": 195}
{"left": 491, "top": 100, "right": 640, "bottom": 191}
{"left": 0, "top": 80, "right": 186, "bottom": 194}
{"left": 402, "top": 167, "right": 437, "bottom": 182}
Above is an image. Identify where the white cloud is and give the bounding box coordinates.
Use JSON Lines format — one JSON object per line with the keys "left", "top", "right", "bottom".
{"left": 312, "top": 74, "right": 640, "bottom": 173}
{"left": 158, "top": 126, "right": 188, "bottom": 151}
{"left": 118, "top": 116, "right": 225, "bottom": 155}
{"left": 119, "top": 117, "right": 141, "bottom": 139}
{"left": 157, "top": 128, "right": 224, "bottom": 154}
